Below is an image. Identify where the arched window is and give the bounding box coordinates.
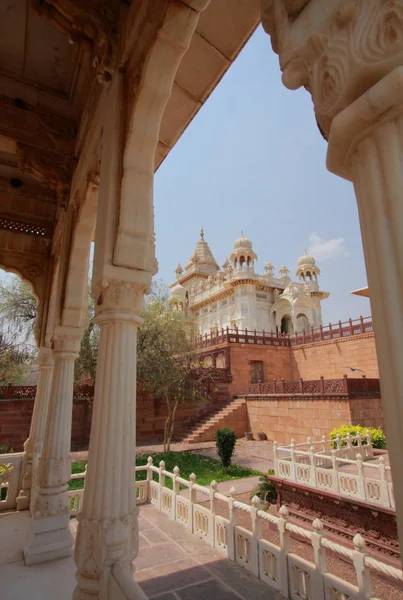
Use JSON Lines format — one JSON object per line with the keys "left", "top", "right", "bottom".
{"left": 239, "top": 255, "right": 245, "bottom": 266}
{"left": 281, "top": 315, "right": 293, "bottom": 334}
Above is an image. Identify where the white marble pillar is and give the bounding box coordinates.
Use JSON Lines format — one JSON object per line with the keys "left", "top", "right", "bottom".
{"left": 73, "top": 280, "right": 144, "bottom": 599}
{"left": 327, "top": 66, "right": 403, "bottom": 556}
{"left": 16, "top": 347, "right": 54, "bottom": 511}
{"left": 24, "top": 331, "right": 81, "bottom": 565}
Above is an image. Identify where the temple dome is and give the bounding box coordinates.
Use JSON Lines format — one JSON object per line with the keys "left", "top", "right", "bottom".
{"left": 170, "top": 282, "right": 187, "bottom": 299}
{"left": 297, "top": 252, "right": 316, "bottom": 267}
{"left": 233, "top": 231, "right": 253, "bottom": 251}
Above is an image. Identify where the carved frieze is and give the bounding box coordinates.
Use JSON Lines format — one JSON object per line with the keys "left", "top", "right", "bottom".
{"left": 261, "top": 0, "right": 403, "bottom": 137}
{"left": 0, "top": 96, "right": 75, "bottom": 156}
{"left": 31, "top": 0, "right": 119, "bottom": 84}
{"left": 17, "top": 143, "right": 74, "bottom": 207}
{"left": 92, "top": 279, "right": 147, "bottom": 316}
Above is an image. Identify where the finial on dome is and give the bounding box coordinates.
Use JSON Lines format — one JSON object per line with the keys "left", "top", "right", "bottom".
{"left": 200, "top": 227, "right": 204, "bottom": 240}
{"left": 241, "top": 230, "right": 244, "bottom": 237}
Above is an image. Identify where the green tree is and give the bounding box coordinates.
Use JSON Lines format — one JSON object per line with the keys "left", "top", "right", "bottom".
{"left": 74, "top": 286, "right": 99, "bottom": 383}
{"left": 137, "top": 287, "right": 212, "bottom": 451}
{"left": 0, "top": 278, "right": 37, "bottom": 383}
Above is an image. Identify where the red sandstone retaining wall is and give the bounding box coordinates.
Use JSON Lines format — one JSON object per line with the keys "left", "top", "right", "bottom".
{"left": 246, "top": 396, "right": 384, "bottom": 444}
{"left": 229, "top": 345, "right": 292, "bottom": 397}
{"left": 290, "top": 334, "right": 379, "bottom": 380}
{"left": 0, "top": 383, "right": 231, "bottom": 451}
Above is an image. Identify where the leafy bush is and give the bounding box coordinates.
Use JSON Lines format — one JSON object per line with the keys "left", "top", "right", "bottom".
{"left": 252, "top": 470, "right": 277, "bottom": 505}
{"left": 215, "top": 428, "right": 237, "bottom": 472}
{"left": 329, "top": 425, "right": 386, "bottom": 450}
{"left": 0, "top": 443, "right": 13, "bottom": 454}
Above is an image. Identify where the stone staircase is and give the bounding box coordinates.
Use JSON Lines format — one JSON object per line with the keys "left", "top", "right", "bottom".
{"left": 181, "top": 398, "right": 247, "bottom": 444}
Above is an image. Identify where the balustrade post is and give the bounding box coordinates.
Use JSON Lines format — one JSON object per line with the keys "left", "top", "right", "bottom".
{"left": 210, "top": 480, "right": 217, "bottom": 518}
{"left": 378, "top": 457, "right": 389, "bottom": 507}
{"left": 335, "top": 435, "right": 341, "bottom": 453}
{"left": 309, "top": 446, "right": 317, "bottom": 487}
{"left": 289, "top": 440, "right": 296, "bottom": 480}
{"left": 365, "top": 430, "right": 374, "bottom": 459}
{"left": 319, "top": 324, "right": 323, "bottom": 341}
{"left": 331, "top": 450, "right": 340, "bottom": 494}
{"left": 346, "top": 433, "right": 353, "bottom": 459}
{"left": 356, "top": 454, "right": 366, "bottom": 501}
{"left": 360, "top": 315, "right": 365, "bottom": 334}
{"left": 311, "top": 326, "right": 314, "bottom": 343}
{"left": 250, "top": 495, "right": 261, "bottom": 577}
{"left": 343, "top": 374, "right": 349, "bottom": 394}
{"left": 146, "top": 456, "right": 153, "bottom": 502}
{"left": 349, "top": 318, "right": 354, "bottom": 336}
{"left": 159, "top": 460, "right": 166, "bottom": 491}
{"left": 25, "top": 331, "right": 81, "bottom": 565}
{"left": 321, "top": 436, "right": 327, "bottom": 453}
{"left": 362, "top": 375, "right": 369, "bottom": 394}
{"left": 17, "top": 347, "right": 54, "bottom": 512}
{"left": 311, "top": 519, "right": 326, "bottom": 600}
{"left": 226, "top": 326, "right": 229, "bottom": 343}
{"left": 273, "top": 378, "right": 277, "bottom": 394}
{"left": 299, "top": 378, "right": 304, "bottom": 394}
{"left": 329, "top": 322, "right": 333, "bottom": 339}
{"left": 339, "top": 321, "right": 343, "bottom": 338}
{"left": 319, "top": 376, "right": 325, "bottom": 395}
{"left": 352, "top": 534, "right": 372, "bottom": 600}
{"left": 277, "top": 505, "right": 291, "bottom": 598}
{"left": 227, "top": 486, "right": 236, "bottom": 561}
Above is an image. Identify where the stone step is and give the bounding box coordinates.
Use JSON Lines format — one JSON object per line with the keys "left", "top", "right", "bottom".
{"left": 181, "top": 399, "right": 247, "bottom": 444}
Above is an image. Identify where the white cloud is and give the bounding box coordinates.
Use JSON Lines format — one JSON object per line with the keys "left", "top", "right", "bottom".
{"left": 307, "top": 232, "right": 349, "bottom": 261}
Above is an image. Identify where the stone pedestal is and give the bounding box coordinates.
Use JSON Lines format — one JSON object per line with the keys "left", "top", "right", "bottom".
{"left": 24, "top": 333, "right": 80, "bottom": 565}
{"left": 328, "top": 66, "right": 403, "bottom": 557}
{"left": 16, "top": 347, "right": 54, "bottom": 512}
{"left": 73, "top": 280, "right": 143, "bottom": 599}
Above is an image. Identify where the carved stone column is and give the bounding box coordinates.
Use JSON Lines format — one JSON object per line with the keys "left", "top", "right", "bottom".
{"left": 73, "top": 280, "right": 145, "bottom": 599}
{"left": 261, "top": 0, "right": 403, "bottom": 560}
{"left": 16, "top": 347, "right": 54, "bottom": 511}
{"left": 24, "top": 331, "right": 81, "bottom": 565}
{"left": 328, "top": 66, "right": 403, "bottom": 556}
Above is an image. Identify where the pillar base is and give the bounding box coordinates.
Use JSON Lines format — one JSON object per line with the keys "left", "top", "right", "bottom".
{"left": 24, "top": 514, "right": 73, "bottom": 565}
{"left": 16, "top": 492, "right": 30, "bottom": 512}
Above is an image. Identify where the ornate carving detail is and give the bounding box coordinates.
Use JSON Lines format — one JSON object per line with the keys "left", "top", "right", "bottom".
{"left": 0, "top": 96, "right": 75, "bottom": 156}
{"left": 17, "top": 144, "right": 74, "bottom": 207}
{"left": 74, "top": 508, "right": 139, "bottom": 597}
{"left": 33, "top": 456, "right": 71, "bottom": 518}
{"left": 263, "top": 0, "right": 403, "bottom": 137}
{"left": 52, "top": 332, "right": 82, "bottom": 355}
{"left": 24, "top": 262, "right": 44, "bottom": 279}
{"left": 31, "top": 0, "right": 118, "bottom": 84}
{"left": 276, "top": 480, "right": 400, "bottom": 560}
{"left": 93, "top": 279, "right": 147, "bottom": 315}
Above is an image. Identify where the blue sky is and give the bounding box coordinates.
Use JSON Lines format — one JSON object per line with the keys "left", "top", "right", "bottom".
{"left": 154, "top": 25, "right": 370, "bottom": 324}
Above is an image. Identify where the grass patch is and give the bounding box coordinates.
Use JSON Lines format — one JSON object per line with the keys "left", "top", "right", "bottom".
{"left": 69, "top": 452, "right": 261, "bottom": 491}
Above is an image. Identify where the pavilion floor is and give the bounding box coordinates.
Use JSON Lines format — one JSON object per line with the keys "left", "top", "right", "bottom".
{"left": 0, "top": 505, "right": 280, "bottom": 600}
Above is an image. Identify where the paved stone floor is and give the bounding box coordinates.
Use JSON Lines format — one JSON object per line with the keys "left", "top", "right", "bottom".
{"left": 135, "top": 504, "right": 282, "bottom": 599}
{"left": 0, "top": 502, "right": 282, "bottom": 600}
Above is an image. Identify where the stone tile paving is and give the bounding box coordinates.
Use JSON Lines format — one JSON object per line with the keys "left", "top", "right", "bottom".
{"left": 135, "top": 503, "right": 283, "bottom": 600}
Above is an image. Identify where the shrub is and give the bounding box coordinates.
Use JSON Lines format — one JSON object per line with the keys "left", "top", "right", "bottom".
{"left": 0, "top": 443, "right": 13, "bottom": 454}
{"left": 215, "top": 428, "right": 237, "bottom": 472}
{"left": 252, "top": 470, "right": 277, "bottom": 505}
{"left": 329, "top": 425, "right": 386, "bottom": 450}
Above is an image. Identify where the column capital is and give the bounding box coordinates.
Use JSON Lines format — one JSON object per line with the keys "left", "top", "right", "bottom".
{"left": 92, "top": 278, "right": 147, "bottom": 323}
{"left": 262, "top": 0, "right": 403, "bottom": 138}
{"left": 327, "top": 66, "right": 403, "bottom": 179}
{"left": 52, "top": 327, "right": 82, "bottom": 356}
{"left": 38, "top": 346, "right": 54, "bottom": 370}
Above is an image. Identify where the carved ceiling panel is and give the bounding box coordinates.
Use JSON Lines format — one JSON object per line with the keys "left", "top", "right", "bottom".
{"left": 0, "top": 1, "right": 79, "bottom": 96}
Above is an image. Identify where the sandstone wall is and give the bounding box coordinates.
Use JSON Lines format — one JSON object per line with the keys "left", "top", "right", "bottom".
{"left": 246, "top": 396, "right": 383, "bottom": 444}
{"left": 290, "top": 334, "right": 379, "bottom": 380}
{"left": 229, "top": 345, "right": 291, "bottom": 396}
{"left": 0, "top": 383, "right": 231, "bottom": 451}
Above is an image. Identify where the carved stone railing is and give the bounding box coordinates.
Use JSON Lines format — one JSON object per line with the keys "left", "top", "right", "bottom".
{"left": 194, "top": 316, "right": 373, "bottom": 350}
{"left": 247, "top": 376, "right": 380, "bottom": 397}
{"left": 0, "top": 383, "right": 95, "bottom": 400}
{"left": 0, "top": 452, "right": 23, "bottom": 511}
{"left": 67, "top": 457, "right": 402, "bottom": 599}
{"left": 274, "top": 435, "right": 394, "bottom": 510}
